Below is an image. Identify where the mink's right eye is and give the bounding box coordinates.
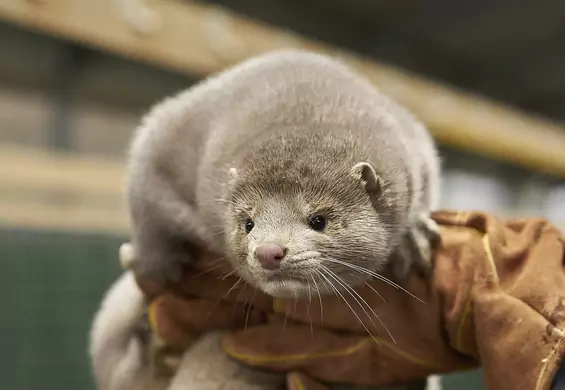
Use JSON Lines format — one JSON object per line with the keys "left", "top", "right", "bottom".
{"left": 244, "top": 219, "right": 254, "bottom": 234}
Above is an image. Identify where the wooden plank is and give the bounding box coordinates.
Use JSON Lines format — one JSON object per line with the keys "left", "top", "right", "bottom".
{"left": 0, "top": 199, "right": 129, "bottom": 234}
{"left": 1, "top": 145, "right": 125, "bottom": 196}
{"left": 2, "top": 0, "right": 565, "bottom": 178}
{"left": 1, "top": 145, "right": 128, "bottom": 234}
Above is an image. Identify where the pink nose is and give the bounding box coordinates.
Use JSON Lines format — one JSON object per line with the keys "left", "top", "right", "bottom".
{"left": 254, "top": 244, "right": 286, "bottom": 270}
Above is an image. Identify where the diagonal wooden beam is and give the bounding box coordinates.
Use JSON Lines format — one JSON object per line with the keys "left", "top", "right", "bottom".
{"left": 2, "top": 0, "right": 565, "bottom": 178}
{"left": 0, "top": 145, "right": 128, "bottom": 234}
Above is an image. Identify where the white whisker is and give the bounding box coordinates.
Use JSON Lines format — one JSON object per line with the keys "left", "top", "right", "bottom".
{"left": 206, "top": 276, "right": 243, "bottom": 321}
{"left": 306, "top": 302, "right": 314, "bottom": 340}
{"left": 230, "top": 281, "right": 248, "bottom": 319}
{"left": 221, "top": 264, "right": 246, "bottom": 279}
{"left": 324, "top": 267, "right": 395, "bottom": 344}
{"left": 364, "top": 282, "right": 388, "bottom": 306}
{"left": 324, "top": 258, "right": 425, "bottom": 304}
{"left": 310, "top": 274, "right": 324, "bottom": 325}
{"left": 224, "top": 277, "right": 244, "bottom": 298}
{"left": 282, "top": 301, "right": 290, "bottom": 335}
{"left": 318, "top": 268, "right": 380, "bottom": 344}
{"left": 191, "top": 259, "right": 227, "bottom": 277}
{"left": 244, "top": 288, "right": 256, "bottom": 332}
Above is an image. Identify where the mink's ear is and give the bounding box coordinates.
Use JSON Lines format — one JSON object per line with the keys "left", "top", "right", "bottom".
{"left": 350, "top": 162, "right": 383, "bottom": 198}
{"left": 228, "top": 167, "right": 239, "bottom": 188}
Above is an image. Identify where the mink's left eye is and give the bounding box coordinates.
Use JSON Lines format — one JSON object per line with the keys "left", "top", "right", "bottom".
{"left": 308, "top": 215, "right": 327, "bottom": 231}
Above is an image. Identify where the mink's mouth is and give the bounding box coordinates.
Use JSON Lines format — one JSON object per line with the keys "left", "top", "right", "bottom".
{"left": 243, "top": 250, "right": 323, "bottom": 298}
{"left": 287, "top": 251, "right": 322, "bottom": 262}
{"left": 250, "top": 266, "right": 319, "bottom": 298}
{"left": 264, "top": 272, "right": 310, "bottom": 284}
{"left": 256, "top": 277, "right": 312, "bottom": 298}
{"left": 254, "top": 268, "right": 307, "bottom": 283}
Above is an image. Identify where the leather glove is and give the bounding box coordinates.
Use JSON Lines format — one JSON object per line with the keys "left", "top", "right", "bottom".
{"left": 222, "top": 210, "right": 565, "bottom": 390}
{"left": 130, "top": 247, "right": 273, "bottom": 354}
{"left": 129, "top": 248, "right": 373, "bottom": 389}
{"left": 132, "top": 210, "right": 565, "bottom": 390}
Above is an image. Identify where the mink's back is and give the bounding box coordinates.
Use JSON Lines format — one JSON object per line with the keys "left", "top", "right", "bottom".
{"left": 128, "top": 50, "right": 437, "bottom": 252}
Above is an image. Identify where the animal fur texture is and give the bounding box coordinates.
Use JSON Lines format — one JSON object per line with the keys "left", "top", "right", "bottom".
{"left": 127, "top": 49, "right": 440, "bottom": 296}
{"left": 97, "top": 49, "right": 441, "bottom": 389}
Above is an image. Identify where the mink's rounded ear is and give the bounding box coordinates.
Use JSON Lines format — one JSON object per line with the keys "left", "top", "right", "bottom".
{"left": 350, "top": 162, "right": 383, "bottom": 198}
{"left": 228, "top": 167, "right": 239, "bottom": 188}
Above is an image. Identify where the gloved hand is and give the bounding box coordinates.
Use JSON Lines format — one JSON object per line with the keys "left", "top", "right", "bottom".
{"left": 222, "top": 211, "right": 565, "bottom": 390}
{"left": 128, "top": 246, "right": 273, "bottom": 354}
{"left": 130, "top": 210, "right": 565, "bottom": 390}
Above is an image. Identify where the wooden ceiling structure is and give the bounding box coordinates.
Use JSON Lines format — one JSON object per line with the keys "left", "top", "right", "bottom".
{"left": 2, "top": 0, "right": 565, "bottom": 177}
{"left": 1, "top": 0, "right": 565, "bottom": 234}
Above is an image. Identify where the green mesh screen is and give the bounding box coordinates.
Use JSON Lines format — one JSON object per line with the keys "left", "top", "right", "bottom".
{"left": 0, "top": 227, "right": 124, "bottom": 390}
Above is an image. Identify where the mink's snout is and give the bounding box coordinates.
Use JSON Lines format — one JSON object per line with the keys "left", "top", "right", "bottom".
{"left": 254, "top": 243, "right": 287, "bottom": 270}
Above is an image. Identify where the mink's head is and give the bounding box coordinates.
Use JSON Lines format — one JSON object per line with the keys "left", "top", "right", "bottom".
{"left": 224, "top": 161, "right": 397, "bottom": 299}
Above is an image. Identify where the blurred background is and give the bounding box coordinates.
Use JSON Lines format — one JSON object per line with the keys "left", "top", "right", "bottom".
{"left": 2, "top": 0, "right": 565, "bottom": 389}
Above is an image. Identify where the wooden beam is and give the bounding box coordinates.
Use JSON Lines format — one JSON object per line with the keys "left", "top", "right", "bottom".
{"left": 4, "top": 144, "right": 565, "bottom": 235}
{"left": 2, "top": 0, "right": 565, "bottom": 178}
{"left": 0, "top": 145, "right": 129, "bottom": 234}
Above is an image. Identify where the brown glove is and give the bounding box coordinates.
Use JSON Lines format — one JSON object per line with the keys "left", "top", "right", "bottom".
{"left": 136, "top": 210, "right": 565, "bottom": 390}
{"left": 222, "top": 210, "right": 565, "bottom": 390}
{"left": 133, "top": 249, "right": 273, "bottom": 353}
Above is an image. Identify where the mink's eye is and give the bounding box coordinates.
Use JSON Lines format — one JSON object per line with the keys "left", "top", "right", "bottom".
{"left": 308, "top": 215, "right": 327, "bottom": 231}
{"left": 244, "top": 219, "right": 254, "bottom": 234}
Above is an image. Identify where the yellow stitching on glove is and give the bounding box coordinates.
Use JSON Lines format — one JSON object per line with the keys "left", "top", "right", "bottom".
{"left": 148, "top": 299, "right": 160, "bottom": 336}
{"left": 456, "top": 232, "right": 499, "bottom": 353}
{"left": 290, "top": 374, "right": 306, "bottom": 390}
{"left": 536, "top": 337, "right": 564, "bottom": 390}
{"left": 223, "top": 336, "right": 441, "bottom": 369}
{"left": 482, "top": 234, "right": 499, "bottom": 284}
{"left": 456, "top": 294, "right": 473, "bottom": 353}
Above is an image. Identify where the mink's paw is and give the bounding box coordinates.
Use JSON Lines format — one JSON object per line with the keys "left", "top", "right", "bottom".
{"left": 390, "top": 213, "right": 439, "bottom": 281}
{"left": 119, "top": 243, "right": 137, "bottom": 270}
{"left": 410, "top": 213, "right": 440, "bottom": 275}
{"left": 411, "top": 213, "right": 440, "bottom": 270}
{"left": 130, "top": 239, "right": 198, "bottom": 284}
